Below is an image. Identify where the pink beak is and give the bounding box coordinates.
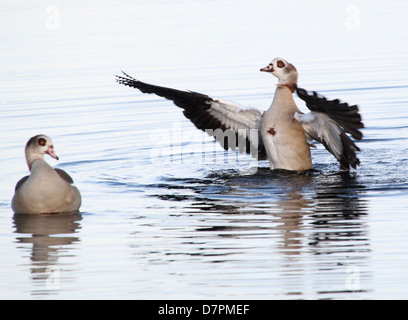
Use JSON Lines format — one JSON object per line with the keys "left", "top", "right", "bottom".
{"left": 260, "top": 63, "right": 274, "bottom": 73}
{"left": 46, "top": 145, "right": 59, "bottom": 160}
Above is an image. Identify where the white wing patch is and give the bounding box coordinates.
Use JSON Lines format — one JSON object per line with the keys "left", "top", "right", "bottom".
{"left": 209, "top": 99, "right": 263, "bottom": 131}
{"left": 295, "top": 111, "right": 344, "bottom": 160}
{"left": 208, "top": 99, "right": 264, "bottom": 158}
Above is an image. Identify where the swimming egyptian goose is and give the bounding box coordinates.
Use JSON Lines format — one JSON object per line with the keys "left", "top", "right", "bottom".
{"left": 12, "top": 135, "right": 81, "bottom": 214}
{"left": 116, "top": 57, "right": 363, "bottom": 171}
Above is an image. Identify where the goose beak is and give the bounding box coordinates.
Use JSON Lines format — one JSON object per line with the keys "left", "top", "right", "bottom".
{"left": 260, "top": 63, "right": 274, "bottom": 73}
{"left": 46, "top": 145, "right": 59, "bottom": 160}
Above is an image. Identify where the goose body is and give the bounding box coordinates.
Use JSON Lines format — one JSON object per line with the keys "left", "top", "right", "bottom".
{"left": 12, "top": 135, "right": 81, "bottom": 214}
{"left": 261, "top": 85, "right": 313, "bottom": 170}
{"left": 116, "top": 57, "right": 363, "bottom": 171}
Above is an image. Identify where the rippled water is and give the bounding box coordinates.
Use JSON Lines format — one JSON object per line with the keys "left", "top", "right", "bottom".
{"left": 1, "top": 0, "right": 408, "bottom": 299}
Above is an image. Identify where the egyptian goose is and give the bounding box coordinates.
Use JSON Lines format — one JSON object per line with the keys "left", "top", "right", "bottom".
{"left": 116, "top": 57, "right": 363, "bottom": 171}
{"left": 12, "top": 135, "right": 81, "bottom": 214}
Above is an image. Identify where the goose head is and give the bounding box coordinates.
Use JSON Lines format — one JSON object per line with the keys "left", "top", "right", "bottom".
{"left": 260, "top": 57, "right": 298, "bottom": 92}
{"left": 25, "top": 134, "right": 59, "bottom": 169}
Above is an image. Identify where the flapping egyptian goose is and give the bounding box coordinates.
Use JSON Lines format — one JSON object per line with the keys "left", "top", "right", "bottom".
{"left": 12, "top": 135, "right": 81, "bottom": 214}
{"left": 116, "top": 57, "right": 363, "bottom": 171}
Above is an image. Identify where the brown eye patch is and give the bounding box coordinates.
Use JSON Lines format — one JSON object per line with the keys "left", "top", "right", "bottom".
{"left": 38, "top": 138, "right": 47, "bottom": 146}
{"left": 277, "top": 60, "right": 285, "bottom": 68}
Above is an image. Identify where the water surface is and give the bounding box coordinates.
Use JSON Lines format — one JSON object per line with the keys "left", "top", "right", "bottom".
{"left": 1, "top": 0, "right": 408, "bottom": 299}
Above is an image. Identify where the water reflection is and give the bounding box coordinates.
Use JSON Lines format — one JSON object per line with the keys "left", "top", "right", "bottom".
{"left": 13, "top": 213, "right": 82, "bottom": 296}
{"left": 310, "top": 172, "right": 368, "bottom": 252}
{"left": 152, "top": 170, "right": 367, "bottom": 235}
{"left": 148, "top": 168, "right": 370, "bottom": 297}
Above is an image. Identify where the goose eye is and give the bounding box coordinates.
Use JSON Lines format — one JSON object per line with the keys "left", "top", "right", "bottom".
{"left": 277, "top": 60, "right": 285, "bottom": 68}
{"left": 38, "top": 138, "right": 46, "bottom": 146}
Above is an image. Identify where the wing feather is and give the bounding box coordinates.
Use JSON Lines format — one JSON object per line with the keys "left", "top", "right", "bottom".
{"left": 295, "top": 112, "right": 361, "bottom": 169}
{"left": 295, "top": 87, "right": 363, "bottom": 170}
{"left": 116, "top": 72, "right": 267, "bottom": 160}
{"left": 14, "top": 176, "right": 29, "bottom": 192}
{"left": 55, "top": 168, "right": 74, "bottom": 184}
{"left": 296, "top": 87, "right": 364, "bottom": 140}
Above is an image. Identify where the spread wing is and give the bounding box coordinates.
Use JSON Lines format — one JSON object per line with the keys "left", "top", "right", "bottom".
{"left": 116, "top": 72, "right": 267, "bottom": 160}
{"left": 295, "top": 87, "right": 364, "bottom": 170}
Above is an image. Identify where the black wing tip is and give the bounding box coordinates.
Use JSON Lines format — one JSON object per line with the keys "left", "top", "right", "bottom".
{"left": 296, "top": 87, "right": 364, "bottom": 141}
{"left": 114, "top": 73, "right": 267, "bottom": 160}
{"left": 339, "top": 132, "right": 362, "bottom": 170}
{"left": 115, "top": 71, "right": 139, "bottom": 85}
{"left": 341, "top": 156, "right": 361, "bottom": 170}
{"left": 296, "top": 86, "right": 362, "bottom": 112}
{"left": 119, "top": 70, "right": 136, "bottom": 80}
{"left": 341, "top": 157, "right": 361, "bottom": 170}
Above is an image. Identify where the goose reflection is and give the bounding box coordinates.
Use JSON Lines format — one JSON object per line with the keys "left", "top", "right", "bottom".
{"left": 153, "top": 169, "right": 367, "bottom": 253}
{"left": 13, "top": 212, "right": 82, "bottom": 295}
{"left": 148, "top": 168, "right": 370, "bottom": 296}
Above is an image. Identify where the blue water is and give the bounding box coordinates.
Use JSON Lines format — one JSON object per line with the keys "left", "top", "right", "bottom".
{"left": 1, "top": 0, "right": 408, "bottom": 299}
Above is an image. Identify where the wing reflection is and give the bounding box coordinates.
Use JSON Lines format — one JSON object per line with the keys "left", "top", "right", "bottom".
{"left": 150, "top": 169, "right": 368, "bottom": 250}
{"left": 147, "top": 168, "right": 370, "bottom": 297}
